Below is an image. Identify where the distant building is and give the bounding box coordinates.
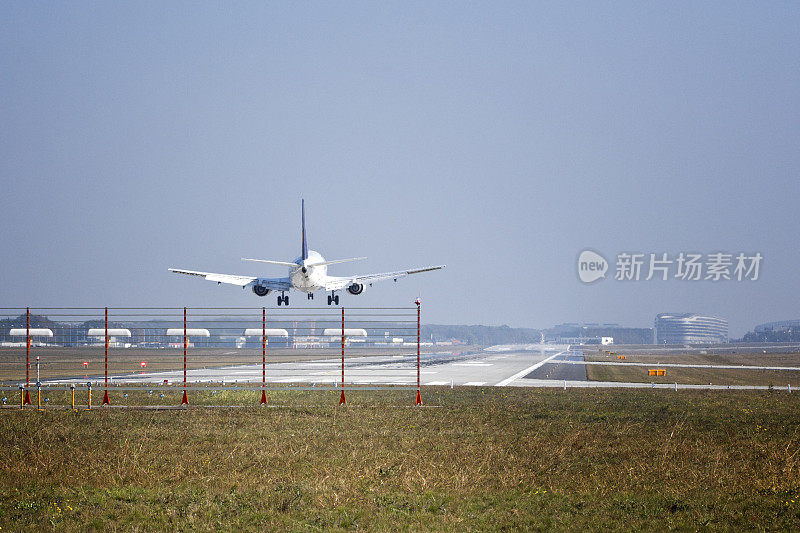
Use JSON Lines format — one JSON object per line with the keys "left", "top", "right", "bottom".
{"left": 754, "top": 320, "right": 800, "bottom": 333}
{"left": 544, "top": 323, "right": 652, "bottom": 345}
{"left": 654, "top": 313, "right": 728, "bottom": 344}
{"left": 742, "top": 320, "right": 800, "bottom": 343}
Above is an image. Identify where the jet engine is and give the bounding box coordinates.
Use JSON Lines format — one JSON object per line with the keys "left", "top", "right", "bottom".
{"left": 252, "top": 285, "right": 271, "bottom": 297}
{"left": 346, "top": 283, "right": 365, "bottom": 295}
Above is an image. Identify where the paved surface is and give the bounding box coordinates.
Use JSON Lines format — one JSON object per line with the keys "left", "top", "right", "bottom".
{"left": 41, "top": 344, "right": 795, "bottom": 390}
{"left": 47, "top": 346, "right": 569, "bottom": 387}
{"left": 525, "top": 352, "right": 586, "bottom": 381}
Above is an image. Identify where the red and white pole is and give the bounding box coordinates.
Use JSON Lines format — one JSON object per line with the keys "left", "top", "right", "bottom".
{"left": 260, "top": 307, "right": 267, "bottom": 405}
{"left": 104, "top": 307, "right": 108, "bottom": 385}
{"left": 415, "top": 298, "right": 422, "bottom": 406}
{"left": 181, "top": 306, "right": 188, "bottom": 405}
{"left": 339, "top": 307, "right": 346, "bottom": 405}
{"left": 103, "top": 307, "right": 110, "bottom": 405}
{"left": 24, "top": 307, "right": 30, "bottom": 404}
{"left": 25, "top": 307, "right": 30, "bottom": 387}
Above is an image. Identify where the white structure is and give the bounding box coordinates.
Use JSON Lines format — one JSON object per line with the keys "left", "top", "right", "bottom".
{"left": 87, "top": 328, "right": 132, "bottom": 348}
{"left": 87, "top": 328, "right": 132, "bottom": 337}
{"left": 166, "top": 328, "right": 210, "bottom": 337}
{"left": 322, "top": 328, "right": 368, "bottom": 338}
{"left": 243, "top": 328, "right": 289, "bottom": 337}
{"left": 9, "top": 328, "right": 53, "bottom": 337}
{"left": 323, "top": 328, "right": 367, "bottom": 346}
{"left": 243, "top": 328, "right": 289, "bottom": 348}
{"left": 601, "top": 337, "right": 614, "bottom": 345}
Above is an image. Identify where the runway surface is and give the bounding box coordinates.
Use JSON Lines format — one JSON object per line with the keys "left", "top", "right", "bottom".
{"left": 524, "top": 352, "right": 587, "bottom": 381}
{"left": 49, "top": 346, "right": 572, "bottom": 387}
{"left": 41, "top": 344, "right": 795, "bottom": 390}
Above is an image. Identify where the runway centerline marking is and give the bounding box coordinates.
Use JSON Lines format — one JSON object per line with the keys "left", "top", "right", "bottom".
{"left": 495, "top": 351, "right": 567, "bottom": 387}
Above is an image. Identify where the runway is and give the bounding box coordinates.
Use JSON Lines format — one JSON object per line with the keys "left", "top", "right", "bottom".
{"left": 34, "top": 343, "right": 800, "bottom": 392}
{"left": 524, "top": 352, "right": 587, "bottom": 381}
{"left": 48, "top": 346, "right": 572, "bottom": 388}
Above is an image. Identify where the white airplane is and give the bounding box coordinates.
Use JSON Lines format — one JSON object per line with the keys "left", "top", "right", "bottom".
{"left": 169, "top": 200, "right": 445, "bottom": 306}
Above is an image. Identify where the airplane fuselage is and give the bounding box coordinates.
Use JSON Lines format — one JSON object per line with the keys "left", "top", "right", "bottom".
{"left": 289, "top": 250, "right": 327, "bottom": 293}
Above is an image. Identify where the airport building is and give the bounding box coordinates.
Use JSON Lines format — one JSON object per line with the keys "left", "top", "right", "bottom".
{"left": 754, "top": 320, "right": 800, "bottom": 333}
{"left": 742, "top": 320, "right": 800, "bottom": 343}
{"left": 544, "top": 323, "right": 654, "bottom": 345}
{"left": 654, "top": 313, "right": 728, "bottom": 345}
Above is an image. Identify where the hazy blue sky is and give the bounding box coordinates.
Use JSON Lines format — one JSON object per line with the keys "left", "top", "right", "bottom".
{"left": 1, "top": 2, "right": 798, "bottom": 336}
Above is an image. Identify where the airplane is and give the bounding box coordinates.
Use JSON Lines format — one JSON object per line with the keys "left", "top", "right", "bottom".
{"left": 168, "top": 200, "right": 445, "bottom": 306}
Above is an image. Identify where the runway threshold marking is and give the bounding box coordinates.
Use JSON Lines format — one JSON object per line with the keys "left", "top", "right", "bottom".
{"left": 494, "top": 351, "right": 567, "bottom": 387}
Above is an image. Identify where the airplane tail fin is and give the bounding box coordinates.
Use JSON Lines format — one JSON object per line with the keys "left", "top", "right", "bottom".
{"left": 301, "top": 199, "right": 308, "bottom": 261}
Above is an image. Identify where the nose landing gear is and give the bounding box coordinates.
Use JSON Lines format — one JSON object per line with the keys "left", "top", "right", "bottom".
{"left": 327, "top": 292, "right": 340, "bottom": 306}
{"left": 276, "top": 292, "right": 289, "bottom": 306}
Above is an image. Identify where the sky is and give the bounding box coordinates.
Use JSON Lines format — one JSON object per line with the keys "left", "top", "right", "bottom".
{"left": 1, "top": 2, "right": 798, "bottom": 336}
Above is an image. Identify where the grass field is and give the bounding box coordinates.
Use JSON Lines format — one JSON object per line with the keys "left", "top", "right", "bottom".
{"left": 585, "top": 351, "right": 800, "bottom": 386}
{"left": 2, "top": 387, "right": 800, "bottom": 530}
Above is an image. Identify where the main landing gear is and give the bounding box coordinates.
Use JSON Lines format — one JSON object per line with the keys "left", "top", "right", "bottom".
{"left": 276, "top": 292, "right": 289, "bottom": 306}
{"left": 327, "top": 292, "right": 340, "bottom": 306}
{"left": 307, "top": 293, "right": 314, "bottom": 300}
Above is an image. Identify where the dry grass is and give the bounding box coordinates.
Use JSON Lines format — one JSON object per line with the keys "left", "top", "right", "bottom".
{"left": 1, "top": 387, "right": 800, "bottom": 530}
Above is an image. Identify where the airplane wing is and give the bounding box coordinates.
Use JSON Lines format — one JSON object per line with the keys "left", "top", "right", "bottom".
{"left": 323, "top": 265, "right": 445, "bottom": 291}
{"left": 168, "top": 268, "right": 292, "bottom": 290}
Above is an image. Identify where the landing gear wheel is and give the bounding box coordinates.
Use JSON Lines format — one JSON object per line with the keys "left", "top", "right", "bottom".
{"left": 334, "top": 295, "right": 339, "bottom": 305}
{"left": 307, "top": 293, "right": 314, "bottom": 300}
{"left": 327, "top": 295, "right": 333, "bottom": 305}
{"left": 282, "top": 295, "right": 289, "bottom": 306}
{"left": 277, "top": 295, "right": 283, "bottom": 306}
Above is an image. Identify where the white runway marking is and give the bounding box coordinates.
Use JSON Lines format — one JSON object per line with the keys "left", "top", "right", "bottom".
{"left": 464, "top": 381, "right": 486, "bottom": 386}
{"left": 452, "top": 362, "right": 492, "bottom": 367}
{"left": 495, "top": 351, "right": 566, "bottom": 386}
{"left": 426, "top": 381, "right": 449, "bottom": 385}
